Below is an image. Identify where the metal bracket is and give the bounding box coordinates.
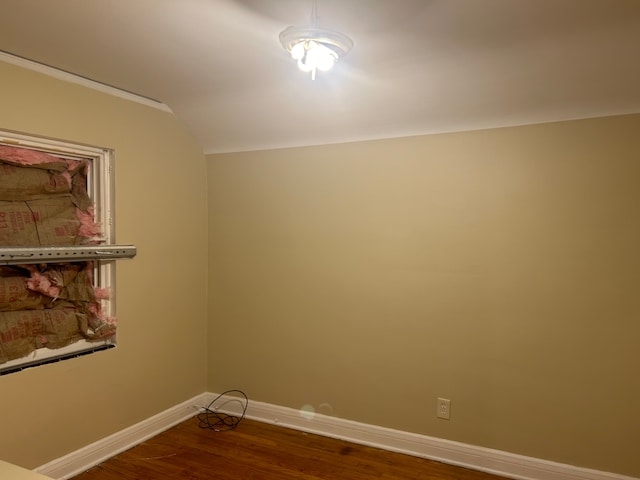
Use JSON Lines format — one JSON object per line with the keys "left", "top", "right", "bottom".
{"left": 0, "top": 245, "right": 136, "bottom": 265}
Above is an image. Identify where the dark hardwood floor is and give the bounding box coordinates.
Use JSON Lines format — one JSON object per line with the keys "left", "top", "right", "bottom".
{"left": 73, "top": 417, "right": 509, "bottom": 479}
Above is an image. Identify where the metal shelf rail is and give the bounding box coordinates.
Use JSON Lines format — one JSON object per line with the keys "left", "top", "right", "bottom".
{"left": 0, "top": 245, "right": 136, "bottom": 265}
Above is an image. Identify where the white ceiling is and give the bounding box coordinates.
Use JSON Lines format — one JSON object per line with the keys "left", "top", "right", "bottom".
{"left": 1, "top": 0, "right": 639, "bottom": 154}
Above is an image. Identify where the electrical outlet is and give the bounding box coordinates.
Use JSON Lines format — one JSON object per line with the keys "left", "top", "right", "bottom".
{"left": 437, "top": 397, "right": 451, "bottom": 420}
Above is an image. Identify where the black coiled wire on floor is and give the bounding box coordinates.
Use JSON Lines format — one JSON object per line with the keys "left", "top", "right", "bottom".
{"left": 197, "top": 389, "right": 248, "bottom": 432}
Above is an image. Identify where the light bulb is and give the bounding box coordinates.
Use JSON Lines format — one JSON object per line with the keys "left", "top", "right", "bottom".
{"left": 313, "top": 48, "right": 336, "bottom": 71}
{"left": 287, "top": 39, "right": 341, "bottom": 78}
{"left": 290, "top": 42, "right": 305, "bottom": 61}
{"left": 297, "top": 58, "right": 314, "bottom": 72}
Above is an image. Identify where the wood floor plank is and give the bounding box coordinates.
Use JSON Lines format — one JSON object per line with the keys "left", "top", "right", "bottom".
{"left": 72, "top": 418, "right": 510, "bottom": 480}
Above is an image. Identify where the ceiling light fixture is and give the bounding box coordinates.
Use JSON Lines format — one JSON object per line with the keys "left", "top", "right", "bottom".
{"left": 279, "top": 1, "right": 353, "bottom": 80}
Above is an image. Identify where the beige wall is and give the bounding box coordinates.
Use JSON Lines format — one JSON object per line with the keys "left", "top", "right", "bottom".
{"left": 207, "top": 114, "right": 640, "bottom": 477}
{"left": 0, "top": 62, "right": 208, "bottom": 467}
{"left": 2, "top": 56, "right": 638, "bottom": 477}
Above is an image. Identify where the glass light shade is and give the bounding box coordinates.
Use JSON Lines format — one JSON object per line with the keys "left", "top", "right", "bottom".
{"left": 279, "top": 25, "right": 353, "bottom": 79}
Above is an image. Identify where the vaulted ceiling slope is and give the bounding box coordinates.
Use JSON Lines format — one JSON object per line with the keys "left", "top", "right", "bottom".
{"left": 1, "top": 0, "right": 639, "bottom": 154}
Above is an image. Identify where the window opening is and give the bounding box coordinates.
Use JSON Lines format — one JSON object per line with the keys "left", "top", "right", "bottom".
{"left": 0, "top": 130, "right": 136, "bottom": 375}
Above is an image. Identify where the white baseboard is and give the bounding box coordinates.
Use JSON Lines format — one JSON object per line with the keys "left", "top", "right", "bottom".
{"left": 203, "top": 393, "right": 637, "bottom": 480}
{"left": 34, "top": 393, "right": 209, "bottom": 480}
{"left": 34, "top": 392, "right": 637, "bottom": 480}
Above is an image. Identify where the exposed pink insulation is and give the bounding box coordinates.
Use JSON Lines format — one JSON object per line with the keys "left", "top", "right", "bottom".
{"left": 0, "top": 262, "right": 117, "bottom": 361}
{"left": 0, "top": 152, "right": 102, "bottom": 244}
{"left": 0, "top": 145, "right": 68, "bottom": 170}
{"left": 94, "top": 288, "right": 111, "bottom": 300}
{"left": 0, "top": 302, "right": 113, "bottom": 363}
{"left": 87, "top": 301, "right": 117, "bottom": 338}
{"left": 76, "top": 205, "right": 102, "bottom": 238}
{"left": 65, "top": 158, "right": 84, "bottom": 172}
{"left": 1, "top": 144, "right": 114, "bottom": 365}
{"left": 0, "top": 164, "right": 71, "bottom": 200}
{"left": 24, "top": 266, "right": 62, "bottom": 299}
{"left": 0, "top": 272, "right": 53, "bottom": 311}
{"left": 60, "top": 170, "right": 73, "bottom": 188}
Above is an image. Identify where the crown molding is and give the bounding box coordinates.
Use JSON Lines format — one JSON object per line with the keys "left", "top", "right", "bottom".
{"left": 0, "top": 51, "right": 172, "bottom": 113}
